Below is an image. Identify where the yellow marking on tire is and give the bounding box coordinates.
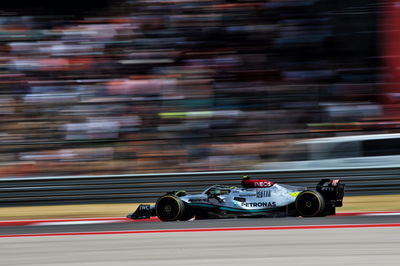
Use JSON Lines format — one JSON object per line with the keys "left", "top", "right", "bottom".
{"left": 295, "top": 191, "right": 322, "bottom": 217}
{"left": 157, "top": 195, "right": 182, "bottom": 221}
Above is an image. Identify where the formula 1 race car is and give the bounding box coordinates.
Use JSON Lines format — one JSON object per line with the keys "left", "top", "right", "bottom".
{"left": 127, "top": 178, "right": 345, "bottom": 221}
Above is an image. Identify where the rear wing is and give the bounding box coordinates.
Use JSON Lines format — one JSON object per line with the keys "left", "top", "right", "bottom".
{"left": 316, "top": 179, "right": 345, "bottom": 207}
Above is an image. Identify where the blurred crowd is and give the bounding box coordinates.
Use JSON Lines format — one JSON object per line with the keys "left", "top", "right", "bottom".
{"left": 0, "top": 0, "right": 392, "bottom": 177}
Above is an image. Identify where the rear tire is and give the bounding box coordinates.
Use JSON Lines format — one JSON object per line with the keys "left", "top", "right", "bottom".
{"left": 156, "top": 195, "right": 185, "bottom": 221}
{"left": 295, "top": 190, "right": 325, "bottom": 217}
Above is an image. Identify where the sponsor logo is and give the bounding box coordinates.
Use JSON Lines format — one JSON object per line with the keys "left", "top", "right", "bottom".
{"left": 256, "top": 190, "right": 271, "bottom": 198}
{"left": 241, "top": 202, "right": 276, "bottom": 208}
{"left": 138, "top": 205, "right": 150, "bottom": 211}
{"left": 254, "top": 182, "right": 273, "bottom": 187}
{"left": 320, "top": 187, "right": 335, "bottom": 191}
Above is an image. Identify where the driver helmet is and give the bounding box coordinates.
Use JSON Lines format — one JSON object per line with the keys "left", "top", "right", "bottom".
{"left": 242, "top": 175, "right": 250, "bottom": 180}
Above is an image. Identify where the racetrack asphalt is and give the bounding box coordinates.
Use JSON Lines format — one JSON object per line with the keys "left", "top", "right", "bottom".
{"left": 0, "top": 214, "right": 399, "bottom": 236}
{"left": 0, "top": 216, "right": 399, "bottom": 266}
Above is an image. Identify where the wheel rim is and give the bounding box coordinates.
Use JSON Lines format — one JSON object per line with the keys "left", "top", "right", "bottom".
{"left": 296, "top": 192, "right": 321, "bottom": 217}
{"left": 156, "top": 196, "right": 181, "bottom": 221}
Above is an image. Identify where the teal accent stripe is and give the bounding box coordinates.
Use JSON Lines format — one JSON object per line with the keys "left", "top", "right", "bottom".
{"left": 188, "top": 203, "right": 279, "bottom": 213}
{"left": 188, "top": 203, "right": 214, "bottom": 208}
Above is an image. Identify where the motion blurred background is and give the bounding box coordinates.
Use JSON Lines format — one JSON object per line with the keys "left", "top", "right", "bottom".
{"left": 0, "top": 0, "right": 397, "bottom": 177}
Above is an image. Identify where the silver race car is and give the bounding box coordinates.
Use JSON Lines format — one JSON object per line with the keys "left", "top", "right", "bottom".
{"left": 127, "top": 178, "right": 345, "bottom": 221}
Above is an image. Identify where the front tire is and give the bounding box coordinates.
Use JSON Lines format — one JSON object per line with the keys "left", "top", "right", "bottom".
{"left": 295, "top": 190, "right": 325, "bottom": 217}
{"left": 155, "top": 195, "right": 186, "bottom": 221}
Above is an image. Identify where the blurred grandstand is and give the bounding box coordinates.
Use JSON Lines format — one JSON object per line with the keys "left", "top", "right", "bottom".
{"left": 0, "top": 0, "right": 396, "bottom": 177}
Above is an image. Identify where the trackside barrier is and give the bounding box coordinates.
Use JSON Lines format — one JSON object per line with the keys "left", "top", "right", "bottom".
{"left": 0, "top": 167, "right": 399, "bottom": 206}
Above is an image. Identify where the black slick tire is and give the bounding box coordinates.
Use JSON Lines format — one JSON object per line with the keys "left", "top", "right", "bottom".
{"left": 155, "top": 195, "right": 185, "bottom": 221}
{"left": 295, "top": 190, "right": 325, "bottom": 217}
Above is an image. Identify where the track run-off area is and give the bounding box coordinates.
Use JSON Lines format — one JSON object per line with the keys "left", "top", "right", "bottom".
{"left": 0, "top": 213, "right": 400, "bottom": 265}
